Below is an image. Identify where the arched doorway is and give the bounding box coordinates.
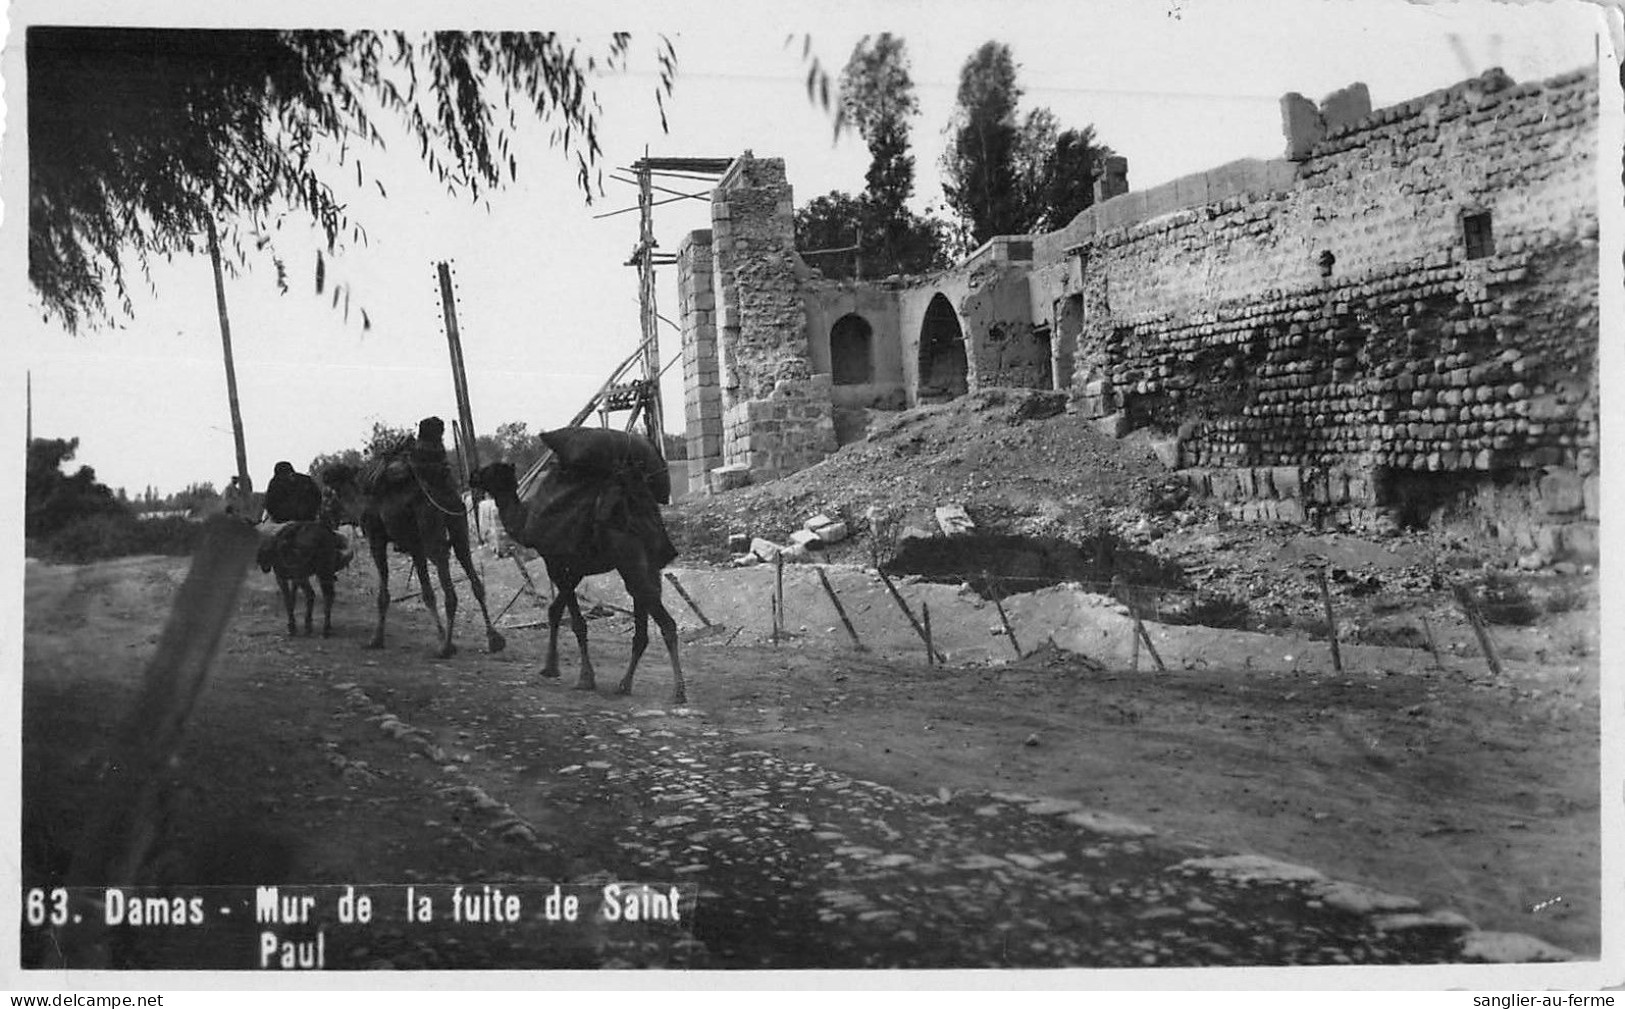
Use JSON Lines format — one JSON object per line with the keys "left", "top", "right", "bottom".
{"left": 829, "top": 313, "right": 874, "bottom": 386}
{"left": 918, "top": 293, "right": 968, "bottom": 403}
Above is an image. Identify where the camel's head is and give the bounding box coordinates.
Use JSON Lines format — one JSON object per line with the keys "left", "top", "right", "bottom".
{"left": 468, "top": 462, "right": 517, "bottom": 501}
{"left": 318, "top": 463, "right": 364, "bottom": 523}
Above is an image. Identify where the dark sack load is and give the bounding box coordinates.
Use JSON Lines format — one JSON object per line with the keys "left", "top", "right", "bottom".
{"left": 518, "top": 453, "right": 677, "bottom": 567}
{"left": 538, "top": 427, "right": 671, "bottom": 505}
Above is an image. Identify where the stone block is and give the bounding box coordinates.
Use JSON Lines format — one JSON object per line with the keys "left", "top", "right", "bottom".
{"left": 1093, "top": 413, "right": 1129, "bottom": 438}
{"left": 1565, "top": 522, "right": 1599, "bottom": 561}
{"left": 749, "top": 537, "right": 782, "bottom": 561}
{"left": 1538, "top": 467, "right": 1585, "bottom": 515}
{"left": 1271, "top": 466, "right": 1302, "bottom": 498}
{"left": 935, "top": 504, "right": 976, "bottom": 537}
{"left": 708, "top": 463, "right": 752, "bottom": 493}
{"left": 1276, "top": 499, "right": 1307, "bottom": 524}
{"left": 789, "top": 528, "right": 823, "bottom": 549}
{"left": 813, "top": 520, "right": 848, "bottom": 544}
{"left": 1583, "top": 475, "right": 1599, "bottom": 520}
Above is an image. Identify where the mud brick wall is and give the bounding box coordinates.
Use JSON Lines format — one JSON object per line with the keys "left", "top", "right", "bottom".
{"left": 722, "top": 375, "right": 837, "bottom": 484}
{"left": 679, "top": 229, "right": 723, "bottom": 495}
{"left": 1066, "top": 68, "right": 1599, "bottom": 555}
{"left": 961, "top": 263, "right": 1049, "bottom": 390}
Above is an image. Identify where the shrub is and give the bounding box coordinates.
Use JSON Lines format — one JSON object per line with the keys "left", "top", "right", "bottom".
{"left": 31, "top": 513, "right": 204, "bottom": 565}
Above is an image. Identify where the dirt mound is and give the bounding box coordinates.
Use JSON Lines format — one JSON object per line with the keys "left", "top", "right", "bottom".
{"left": 669, "top": 388, "right": 1182, "bottom": 565}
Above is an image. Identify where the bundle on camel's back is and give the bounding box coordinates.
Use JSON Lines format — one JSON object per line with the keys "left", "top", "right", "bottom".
{"left": 323, "top": 417, "right": 505, "bottom": 659}
{"left": 470, "top": 427, "right": 685, "bottom": 704}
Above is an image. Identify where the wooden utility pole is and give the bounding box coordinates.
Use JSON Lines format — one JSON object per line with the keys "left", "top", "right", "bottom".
{"left": 437, "top": 261, "right": 480, "bottom": 477}
{"left": 634, "top": 154, "right": 666, "bottom": 453}
{"left": 206, "top": 214, "right": 254, "bottom": 514}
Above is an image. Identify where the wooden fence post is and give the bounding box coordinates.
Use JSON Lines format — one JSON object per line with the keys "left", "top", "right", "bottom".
{"left": 877, "top": 569, "right": 947, "bottom": 664}
{"left": 815, "top": 566, "right": 866, "bottom": 651}
{"left": 987, "top": 572, "right": 1023, "bottom": 658}
{"left": 922, "top": 602, "right": 935, "bottom": 668}
{"left": 1453, "top": 581, "right": 1504, "bottom": 677}
{"left": 664, "top": 571, "right": 713, "bottom": 627}
{"left": 1318, "top": 567, "right": 1344, "bottom": 675}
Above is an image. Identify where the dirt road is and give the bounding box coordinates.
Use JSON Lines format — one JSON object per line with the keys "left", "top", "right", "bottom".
{"left": 19, "top": 548, "right": 1598, "bottom": 971}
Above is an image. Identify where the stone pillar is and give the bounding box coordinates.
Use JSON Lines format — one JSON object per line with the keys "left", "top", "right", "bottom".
{"left": 678, "top": 229, "right": 723, "bottom": 495}
{"left": 1319, "top": 82, "right": 1371, "bottom": 132}
{"left": 708, "top": 152, "right": 835, "bottom": 484}
{"left": 1281, "top": 91, "right": 1323, "bottom": 161}
{"left": 1093, "top": 155, "right": 1129, "bottom": 203}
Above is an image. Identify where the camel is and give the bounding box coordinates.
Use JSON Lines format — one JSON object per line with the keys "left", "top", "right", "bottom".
{"left": 468, "top": 457, "right": 686, "bottom": 705}
{"left": 321, "top": 418, "right": 506, "bottom": 659}
{"left": 257, "top": 520, "right": 351, "bottom": 637}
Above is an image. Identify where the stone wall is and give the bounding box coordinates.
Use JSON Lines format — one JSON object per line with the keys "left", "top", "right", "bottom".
{"left": 722, "top": 374, "right": 838, "bottom": 484}
{"left": 712, "top": 155, "right": 815, "bottom": 405}
{"left": 706, "top": 153, "right": 837, "bottom": 484}
{"left": 678, "top": 229, "right": 723, "bottom": 495}
{"left": 1060, "top": 67, "right": 1599, "bottom": 558}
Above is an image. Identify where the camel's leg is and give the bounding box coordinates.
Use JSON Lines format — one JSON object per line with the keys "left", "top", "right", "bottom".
{"left": 649, "top": 596, "right": 686, "bottom": 706}
{"left": 301, "top": 577, "right": 316, "bottom": 635}
{"left": 562, "top": 590, "right": 596, "bottom": 691}
{"left": 541, "top": 591, "right": 568, "bottom": 679}
{"left": 452, "top": 528, "right": 506, "bottom": 654}
{"left": 431, "top": 549, "right": 458, "bottom": 660}
{"left": 366, "top": 535, "right": 390, "bottom": 649}
{"left": 615, "top": 597, "right": 650, "bottom": 697}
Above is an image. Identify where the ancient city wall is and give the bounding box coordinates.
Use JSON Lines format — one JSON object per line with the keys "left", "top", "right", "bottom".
{"left": 1059, "top": 67, "right": 1600, "bottom": 558}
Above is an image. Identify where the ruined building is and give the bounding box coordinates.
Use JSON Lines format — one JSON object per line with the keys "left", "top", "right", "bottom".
{"left": 678, "top": 66, "right": 1601, "bottom": 561}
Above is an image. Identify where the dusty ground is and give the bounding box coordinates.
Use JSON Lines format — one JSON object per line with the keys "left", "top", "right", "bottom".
{"left": 19, "top": 536, "right": 1600, "bottom": 969}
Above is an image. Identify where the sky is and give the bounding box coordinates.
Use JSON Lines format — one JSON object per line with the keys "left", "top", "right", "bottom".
{"left": 2, "top": 0, "right": 1612, "bottom": 498}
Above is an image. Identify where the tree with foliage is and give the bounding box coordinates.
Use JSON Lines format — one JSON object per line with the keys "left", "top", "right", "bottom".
{"left": 25, "top": 438, "right": 128, "bottom": 538}
{"left": 28, "top": 27, "right": 677, "bottom": 334}
{"left": 942, "top": 41, "right": 1113, "bottom": 245}
{"left": 941, "top": 41, "right": 1025, "bottom": 248}
{"left": 307, "top": 420, "right": 418, "bottom": 482}
{"left": 794, "top": 34, "right": 947, "bottom": 280}
{"left": 473, "top": 420, "right": 550, "bottom": 477}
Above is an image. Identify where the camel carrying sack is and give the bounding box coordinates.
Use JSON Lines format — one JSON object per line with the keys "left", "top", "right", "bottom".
{"left": 515, "top": 452, "right": 677, "bottom": 568}
{"left": 537, "top": 428, "right": 672, "bottom": 505}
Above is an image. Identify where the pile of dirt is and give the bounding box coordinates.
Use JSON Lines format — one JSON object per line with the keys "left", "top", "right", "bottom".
{"left": 669, "top": 388, "right": 1184, "bottom": 567}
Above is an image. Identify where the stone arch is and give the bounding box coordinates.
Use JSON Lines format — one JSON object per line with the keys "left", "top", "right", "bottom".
{"left": 829, "top": 313, "right": 874, "bottom": 386}
{"left": 918, "top": 293, "right": 968, "bottom": 403}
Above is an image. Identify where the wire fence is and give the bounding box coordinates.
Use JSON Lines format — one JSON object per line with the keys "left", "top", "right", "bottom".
{"left": 364, "top": 541, "right": 1531, "bottom": 682}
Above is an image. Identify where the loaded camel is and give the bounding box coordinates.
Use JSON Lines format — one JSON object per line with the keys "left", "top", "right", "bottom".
{"left": 322, "top": 417, "right": 506, "bottom": 659}
{"left": 469, "top": 428, "right": 686, "bottom": 705}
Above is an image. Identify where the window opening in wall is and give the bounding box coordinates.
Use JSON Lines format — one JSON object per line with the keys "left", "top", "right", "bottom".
{"left": 829, "top": 313, "right": 874, "bottom": 386}
{"left": 1463, "top": 211, "right": 1495, "bottom": 260}
{"left": 1318, "top": 250, "right": 1336, "bottom": 278}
